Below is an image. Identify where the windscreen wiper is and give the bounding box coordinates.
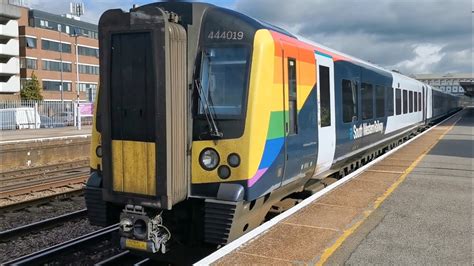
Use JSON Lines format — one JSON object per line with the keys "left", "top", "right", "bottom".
{"left": 194, "top": 79, "right": 223, "bottom": 138}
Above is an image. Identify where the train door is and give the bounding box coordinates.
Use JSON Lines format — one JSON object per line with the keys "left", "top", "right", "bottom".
{"left": 314, "top": 52, "right": 336, "bottom": 175}
{"left": 422, "top": 86, "right": 426, "bottom": 122}
{"left": 278, "top": 40, "right": 304, "bottom": 184}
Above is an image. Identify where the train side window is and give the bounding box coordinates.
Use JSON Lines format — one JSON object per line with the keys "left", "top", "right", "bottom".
{"left": 319, "top": 65, "right": 331, "bottom": 127}
{"left": 375, "top": 85, "right": 385, "bottom": 118}
{"left": 395, "top": 88, "right": 402, "bottom": 115}
{"left": 342, "top": 79, "right": 358, "bottom": 123}
{"left": 361, "top": 82, "right": 374, "bottom": 120}
{"left": 288, "top": 58, "right": 297, "bottom": 135}
{"left": 409, "top": 91, "right": 413, "bottom": 113}
{"left": 403, "top": 89, "right": 408, "bottom": 114}
{"left": 418, "top": 92, "right": 422, "bottom": 111}
{"left": 342, "top": 79, "right": 359, "bottom": 123}
{"left": 414, "top": 91, "right": 418, "bottom": 112}
{"left": 387, "top": 87, "right": 394, "bottom": 116}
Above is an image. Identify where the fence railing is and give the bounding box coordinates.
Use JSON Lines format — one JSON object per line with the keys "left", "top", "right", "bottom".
{"left": 0, "top": 100, "right": 94, "bottom": 131}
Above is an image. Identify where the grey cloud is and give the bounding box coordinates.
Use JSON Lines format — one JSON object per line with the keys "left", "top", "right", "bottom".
{"left": 235, "top": 0, "right": 472, "bottom": 74}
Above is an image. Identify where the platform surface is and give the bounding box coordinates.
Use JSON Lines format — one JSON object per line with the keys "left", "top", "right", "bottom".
{"left": 330, "top": 108, "right": 473, "bottom": 265}
{"left": 0, "top": 126, "right": 92, "bottom": 142}
{"left": 214, "top": 108, "right": 473, "bottom": 265}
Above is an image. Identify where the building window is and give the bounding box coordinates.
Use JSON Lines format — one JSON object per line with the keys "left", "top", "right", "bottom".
{"left": 42, "top": 60, "right": 72, "bottom": 72}
{"left": 375, "top": 85, "right": 385, "bottom": 118}
{"left": 42, "top": 39, "right": 71, "bottom": 53}
{"left": 20, "top": 58, "right": 37, "bottom": 70}
{"left": 43, "top": 81, "right": 72, "bottom": 91}
{"left": 78, "top": 46, "right": 99, "bottom": 58}
{"left": 361, "top": 82, "right": 374, "bottom": 120}
{"left": 20, "top": 37, "right": 37, "bottom": 48}
{"left": 79, "top": 83, "right": 98, "bottom": 102}
{"left": 288, "top": 58, "right": 297, "bottom": 135}
{"left": 78, "top": 64, "right": 99, "bottom": 75}
{"left": 66, "top": 26, "right": 70, "bottom": 34}
{"left": 342, "top": 79, "right": 358, "bottom": 123}
{"left": 395, "top": 88, "right": 402, "bottom": 115}
{"left": 319, "top": 65, "right": 331, "bottom": 127}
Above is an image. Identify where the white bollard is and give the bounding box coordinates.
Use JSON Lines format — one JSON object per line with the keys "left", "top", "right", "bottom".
{"left": 34, "top": 102, "right": 38, "bottom": 129}
{"left": 77, "top": 101, "right": 82, "bottom": 130}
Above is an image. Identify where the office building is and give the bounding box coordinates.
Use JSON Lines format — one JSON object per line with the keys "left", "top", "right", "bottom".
{"left": 18, "top": 6, "right": 99, "bottom": 101}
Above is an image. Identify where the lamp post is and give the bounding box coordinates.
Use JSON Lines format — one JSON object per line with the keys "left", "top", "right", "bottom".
{"left": 71, "top": 30, "right": 81, "bottom": 129}
{"left": 58, "top": 25, "right": 64, "bottom": 111}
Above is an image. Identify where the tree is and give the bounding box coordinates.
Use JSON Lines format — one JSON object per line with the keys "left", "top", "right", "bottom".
{"left": 20, "top": 72, "right": 43, "bottom": 100}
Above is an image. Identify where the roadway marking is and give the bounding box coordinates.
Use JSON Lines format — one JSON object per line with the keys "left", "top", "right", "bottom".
{"left": 315, "top": 114, "right": 462, "bottom": 266}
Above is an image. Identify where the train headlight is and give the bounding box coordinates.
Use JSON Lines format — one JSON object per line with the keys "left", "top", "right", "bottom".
{"left": 227, "top": 153, "right": 240, "bottom": 168}
{"left": 96, "top": 145, "right": 102, "bottom": 158}
{"left": 218, "top": 165, "right": 231, "bottom": 179}
{"left": 199, "top": 148, "right": 219, "bottom": 171}
{"left": 120, "top": 218, "right": 133, "bottom": 232}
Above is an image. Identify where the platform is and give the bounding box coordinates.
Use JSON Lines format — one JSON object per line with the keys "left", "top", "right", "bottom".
{"left": 0, "top": 126, "right": 92, "bottom": 143}
{"left": 204, "top": 108, "right": 472, "bottom": 265}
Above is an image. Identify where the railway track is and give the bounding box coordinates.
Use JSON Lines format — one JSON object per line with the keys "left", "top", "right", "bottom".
{"left": 0, "top": 209, "right": 88, "bottom": 241}
{"left": 3, "top": 224, "right": 120, "bottom": 265}
{"left": 0, "top": 160, "right": 89, "bottom": 182}
{"left": 0, "top": 171, "right": 88, "bottom": 198}
{"left": 0, "top": 163, "right": 89, "bottom": 212}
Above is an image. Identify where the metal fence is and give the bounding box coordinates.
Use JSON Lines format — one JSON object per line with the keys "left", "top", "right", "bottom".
{"left": 0, "top": 100, "right": 93, "bottom": 131}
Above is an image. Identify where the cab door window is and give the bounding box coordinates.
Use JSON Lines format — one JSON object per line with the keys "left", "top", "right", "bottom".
{"left": 288, "top": 58, "right": 297, "bottom": 135}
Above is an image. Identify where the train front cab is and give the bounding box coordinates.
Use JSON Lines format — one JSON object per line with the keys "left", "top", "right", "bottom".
{"left": 85, "top": 5, "right": 188, "bottom": 253}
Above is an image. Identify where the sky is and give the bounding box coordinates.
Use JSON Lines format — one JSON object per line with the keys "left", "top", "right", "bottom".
{"left": 25, "top": 0, "right": 473, "bottom": 75}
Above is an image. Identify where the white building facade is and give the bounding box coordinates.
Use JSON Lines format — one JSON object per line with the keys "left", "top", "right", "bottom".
{"left": 0, "top": 0, "right": 20, "bottom": 99}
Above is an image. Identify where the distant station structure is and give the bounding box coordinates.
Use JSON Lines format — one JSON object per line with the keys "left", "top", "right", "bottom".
{"left": 460, "top": 81, "right": 474, "bottom": 97}
{"left": 413, "top": 73, "right": 473, "bottom": 96}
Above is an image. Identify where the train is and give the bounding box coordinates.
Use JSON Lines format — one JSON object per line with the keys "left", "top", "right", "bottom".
{"left": 85, "top": 2, "right": 460, "bottom": 256}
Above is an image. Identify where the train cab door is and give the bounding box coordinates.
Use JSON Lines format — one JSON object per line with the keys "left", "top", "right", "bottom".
{"left": 314, "top": 52, "right": 336, "bottom": 175}
{"left": 279, "top": 40, "right": 305, "bottom": 185}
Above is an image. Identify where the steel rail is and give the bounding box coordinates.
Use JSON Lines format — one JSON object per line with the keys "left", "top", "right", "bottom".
{"left": 0, "top": 189, "right": 84, "bottom": 213}
{"left": 1, "top": 173, "right": 88, "bottom": 198}
{"left": 3, "top": 224, "right": 119, "bottom": 266}
{"left": 0, "top": 209, "right": 88, "bottom": 240}
{"left": 1, "top": 163, "right": 89, "bottom": 183}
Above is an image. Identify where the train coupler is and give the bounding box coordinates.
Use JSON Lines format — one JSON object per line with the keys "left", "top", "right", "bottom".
{"left": 119, "top": 204, "right": 171, "bottom": 253}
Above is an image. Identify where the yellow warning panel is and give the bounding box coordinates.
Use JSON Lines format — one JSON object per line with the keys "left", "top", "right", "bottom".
{"left": 112, "top": 140, "right": 156, "bottom": 196}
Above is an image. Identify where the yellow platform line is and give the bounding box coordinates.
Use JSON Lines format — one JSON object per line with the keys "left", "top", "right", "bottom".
{"left": 315, "top": 115, "right": 461, "bottom": 266}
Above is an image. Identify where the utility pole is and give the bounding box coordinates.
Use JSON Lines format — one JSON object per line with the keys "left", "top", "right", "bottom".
{"left": 75, "top": 34, "right": 81, "bottom": 129}
{"left": 58, "top": 24, "right": 64, "bottom": 111}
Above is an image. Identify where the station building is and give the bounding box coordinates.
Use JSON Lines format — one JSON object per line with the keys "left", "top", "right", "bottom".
{"left": 413, "top": 73, "right": 473, "bottom": 96}
{"left": 17, "top": 6, "right": 99, "bottom": 102}
{"left": 0, "top": 0, "right": 21, "bottom": 100}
